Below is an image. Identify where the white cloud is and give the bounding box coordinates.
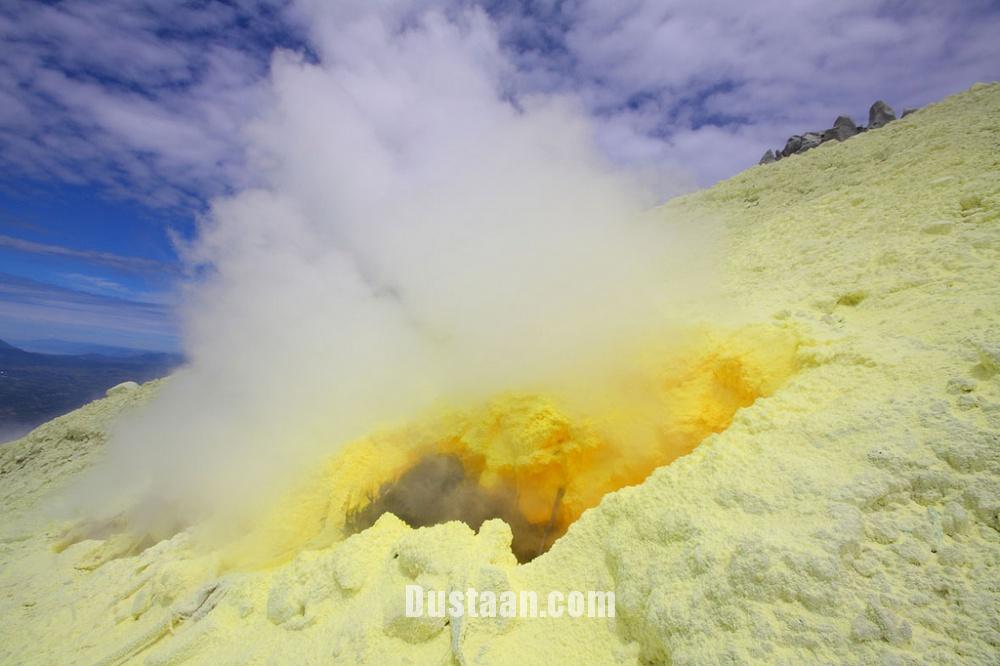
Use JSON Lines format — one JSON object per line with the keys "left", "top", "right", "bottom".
{"left": 0, "top": 272, "right": 178, "bottom": 350}
{"left": 0, "top": 0, "right": 278, "bottom": 207}
{"left": 570, "top": 1, "right": 999, "bottom": 179}
{"left": 0, "top": 233, "right": 175, "bottom": 273}
{"left": 2, "top": 0, "right": 999, "bottom": 198}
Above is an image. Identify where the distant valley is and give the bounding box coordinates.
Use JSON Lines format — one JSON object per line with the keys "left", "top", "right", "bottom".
{"left": 0, "top": 339, "right": 182, "bottom": 441}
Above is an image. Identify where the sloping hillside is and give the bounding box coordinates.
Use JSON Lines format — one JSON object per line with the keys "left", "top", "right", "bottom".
{"left": 0, "top": 82, "right": 997, "bottom": 665}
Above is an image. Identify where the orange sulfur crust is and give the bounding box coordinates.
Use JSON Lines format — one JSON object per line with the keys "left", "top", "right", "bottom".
{"left": 221, "top": 322, "right": 800, "bottom": 569}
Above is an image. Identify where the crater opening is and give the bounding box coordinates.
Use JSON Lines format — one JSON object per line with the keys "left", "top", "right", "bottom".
{"left": 339, "top": 324, "right": 802, "bottom": 562}
{"left": 346, "top": 454, "right": 560, "bottom": 562}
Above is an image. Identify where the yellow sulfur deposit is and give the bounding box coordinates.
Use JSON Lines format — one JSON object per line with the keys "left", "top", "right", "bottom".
{"left": 1, "top": 82, "right": 999, "bottom": 664}
{"left": 219, "top": 322, "right": 800, "bottom": 569}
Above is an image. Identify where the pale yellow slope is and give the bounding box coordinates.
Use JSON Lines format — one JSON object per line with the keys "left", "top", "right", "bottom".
{"left": 1, "top": 83, "right": 998, "bottom": 665}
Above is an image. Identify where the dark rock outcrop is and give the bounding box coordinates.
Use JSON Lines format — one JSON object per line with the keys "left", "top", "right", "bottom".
{"left": 758, "top": 100, "right": 902, "bottom": 167}
{"left": 799, "top": 132, "right": 824, "bottom": 152}
{"left": 868, "top": 100, "right": 896, "bottom": 129}
{"left": 781, "top": 135, "right": 803, "bottom": 157}
{"left": 902, "top": 107, "right": 918, "bottom": 118}
{"left": 832, "top": 115, "right": 860, "bottom": 140}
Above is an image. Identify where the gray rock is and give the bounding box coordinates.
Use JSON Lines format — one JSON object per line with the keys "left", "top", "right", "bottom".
{"left": 755, "top": 99, "right": 900, "bottom": 169}
{"left": 868, "top": 100, "right": 896, "bottom": 129}
{"left": 798, "top": 132, "right": 823, "bottom": 152}
{"left": 832, "top": 115, "right": 859, "bottom": 140}
{"left": 781, "top": 135, "right": 803, "bottom": 157}
{"left": 902, "top": 107, "right": 918, "bottom": 118}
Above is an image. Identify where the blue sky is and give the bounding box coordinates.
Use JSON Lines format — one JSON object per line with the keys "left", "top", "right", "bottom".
{"left": 1, "top": 0, "right": 999, "bottom": 353}
{"left": 0, "top": 181, "right": 185, "bottom": 350}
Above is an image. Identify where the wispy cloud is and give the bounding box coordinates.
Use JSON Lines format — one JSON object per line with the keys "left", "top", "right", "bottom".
{"left": 62, "top": 272, "right": 130, "bottom": 296}
{"left": 0, "top": 0, "right": 293, "bottom": 207}
{"left": 489, "top": 0, "right": 1000, "bottom": 184}
{"left": 0, "top": 272, "right": 177, "bottom": 351}
{"left": 0, "top": 233, "right": 176, "bottom": 274}
{"left": 2, "top": 0, "right": 999, "bottom": 200}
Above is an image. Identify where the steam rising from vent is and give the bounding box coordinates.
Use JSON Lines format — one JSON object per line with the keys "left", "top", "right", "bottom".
{"left": 68, "top": 3, "right": 717, "bottom": 529}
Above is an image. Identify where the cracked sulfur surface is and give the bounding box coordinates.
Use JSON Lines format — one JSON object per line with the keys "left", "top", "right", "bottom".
{"left": 1, "top": 82, "right": 999, "bottom": 664}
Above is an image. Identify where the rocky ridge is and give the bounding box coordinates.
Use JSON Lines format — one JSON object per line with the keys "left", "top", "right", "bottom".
{"left": 759, "top": 99, "right": 918, "bottom": 165}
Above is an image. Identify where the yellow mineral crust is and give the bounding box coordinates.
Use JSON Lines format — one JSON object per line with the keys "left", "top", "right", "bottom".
{"left": 1, "top": 82, "right": 999, "bottom": 664}
{"left": 214, "top": 322, "right": 800, "bottom": 571}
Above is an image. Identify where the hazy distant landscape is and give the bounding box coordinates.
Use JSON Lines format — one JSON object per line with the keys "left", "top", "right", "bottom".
{"left": 0, "top": 339, "right": 181, "bottom": 439}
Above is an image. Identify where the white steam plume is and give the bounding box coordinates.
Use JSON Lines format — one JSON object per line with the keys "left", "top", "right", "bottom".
{"left": 70, "top": 2, "right": 717, "bottom": 526}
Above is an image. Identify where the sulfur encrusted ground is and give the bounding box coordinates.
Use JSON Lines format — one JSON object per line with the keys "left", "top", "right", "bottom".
{"left": 1, "top": 83, "right": 998, "bottom": 665}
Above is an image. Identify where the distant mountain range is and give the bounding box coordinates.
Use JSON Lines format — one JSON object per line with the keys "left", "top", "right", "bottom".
{"left": 0, "top": 339, "right": 182, "bottom": 441}
{"left": 9, "top": 338, "right": 179, "bottom": 358}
